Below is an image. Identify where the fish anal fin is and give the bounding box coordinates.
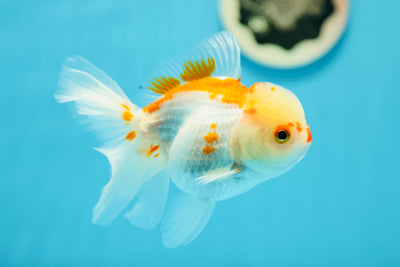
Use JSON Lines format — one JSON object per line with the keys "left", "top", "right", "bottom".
{"left": 124, "top": 171, "right": 169, "bottom": 229}
{"left": 180, "top": 57, "right": 215, "bottom": 82}
{"left": 161, "top": 193, "right": 215, "bottom": 248}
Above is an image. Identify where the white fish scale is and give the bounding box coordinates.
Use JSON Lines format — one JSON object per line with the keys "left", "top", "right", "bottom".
{"left": 148, "top": 91, "right": 240, "bottom": 146}
{"left": 147, "top": 91, "right": 245, "bottom": 200}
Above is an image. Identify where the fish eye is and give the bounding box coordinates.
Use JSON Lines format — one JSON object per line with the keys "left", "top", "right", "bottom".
{"left": 274, "top": 129, "right": 290, "bottom": 144}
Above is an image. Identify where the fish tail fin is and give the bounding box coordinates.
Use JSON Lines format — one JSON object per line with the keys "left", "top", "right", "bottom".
{"left": 55, "top": 56, "right": 168, "bottom": 226}
{"left": 160, "top": 192, "right": 215, "bottom": 248}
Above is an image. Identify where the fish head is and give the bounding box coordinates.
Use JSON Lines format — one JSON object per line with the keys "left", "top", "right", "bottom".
{"left": 232, "top": 82, "right": 312, "bottom": 176}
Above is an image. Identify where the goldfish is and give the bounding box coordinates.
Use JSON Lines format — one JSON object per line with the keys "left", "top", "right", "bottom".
{"left": 55, "top": 31, "right": 312, "bottom": 248}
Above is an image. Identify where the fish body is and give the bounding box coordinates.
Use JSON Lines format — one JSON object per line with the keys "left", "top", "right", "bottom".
{"left": 143, "top": 77, "right": 247, "bottom": 201}
{"left": 55, "top": 32, "right": 312, "bottom": 248}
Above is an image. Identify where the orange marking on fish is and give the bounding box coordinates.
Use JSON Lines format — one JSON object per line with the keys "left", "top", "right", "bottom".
{"left": 203, "top": 132, "right": 218, "bottom": 143}
{"left": 210, "top": 123, "right": 217, "bottom": 129}
{"left": 146, "top": 144, "right": 160, "bottom": 159}
{"left": 143, "top": 94, "right": 174, "bottom": 113}
{"left": 154, "top": 153, "right": 160, "bottom": 158}
{"left": 180, "top": 57, "right": 216, "bottom": 82}
{"left": 274, "top": 122, "right": 295, "bottom": 137}
{"left": 244, "top": 108, "right": 256, "bottom": 114}
{"left": 209, "top": 92, "right": 218, "bottom": 99}
{"left": 122, "top": 111, "right": 133, "bottom": 121}
{"left": 306, "top": 127, "right": 312, "bottom": 143}
{"left": 143, "top": 77, "right": 249, "bottom": 113}
{"left": 278, "top": 122, "right": 295, "bottom": 128}
{"left": 248, "top": 84, "right": 255, "bottom": 94}
{"left": 121, "top": 104, "right": 130, "bottom": 110}
{"left": 235, "top": 168, "right": 242, "bottom": 173}
{"left": 271, "top": 87, "right": 275, "bottom": 91}
{"left": 125, "top": 131, "right": 136, "bottom": 141}
{"left": 202, "top": 145, "right": 215, "bottom": 155}
{"left": 296, "top": 122, "right": 303, "bottom": 132}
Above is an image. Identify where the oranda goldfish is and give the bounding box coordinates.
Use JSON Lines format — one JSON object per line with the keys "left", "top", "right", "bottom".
{"left": 55, "top": 31, "right": 312, "bottom": 248}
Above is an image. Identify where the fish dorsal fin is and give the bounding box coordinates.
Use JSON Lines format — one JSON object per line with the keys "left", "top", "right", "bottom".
{"left": 149, "top": 76, "right": 181, "bottom": 95}
{"left": 145, "top": 31, "right": 241, "bottom": 95}
{"left": 180, "top": 57, "right": 216, "bottom": 82}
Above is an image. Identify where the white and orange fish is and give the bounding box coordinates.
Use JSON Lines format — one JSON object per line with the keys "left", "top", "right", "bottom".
{"left": 55, "top": 32, "right": 312, "bottom": 248}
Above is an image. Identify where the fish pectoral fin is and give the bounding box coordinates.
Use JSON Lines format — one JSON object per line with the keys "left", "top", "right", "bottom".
{"left": 195, "top": 167, "right": 243, "bottom": 185}
{"left": 161, "top": 192, "right": 215, "bottom": 248}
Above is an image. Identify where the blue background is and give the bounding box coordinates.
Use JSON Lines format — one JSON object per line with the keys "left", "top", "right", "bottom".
{"left": 1, "top": 0, "right": 399, "bottom": 266}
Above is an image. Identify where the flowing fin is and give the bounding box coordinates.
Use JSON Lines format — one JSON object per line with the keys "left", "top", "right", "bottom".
{"left": 180, "top": 57, "right": 216, "bottom": 82}
{"left": 160, "top": 192, "right": 215, "bottom": 248}
{"left": 195, "top": 167, "right": 243, "bottom": 185}
{"left": 55, "top": 56, "right": 167, "bottom": 226}
{"left": 55, "top": 56, "right": 137, "bottom": 146}
{"left": 149, "top": 76, "right": 181, "bottom": 95}
{"left": 92, "top": 145, "right": 166, "bottom": 225}
{"left": 124, "top": 171, "right": 169, "bottom": 229}
{"left": 145, "top": 31, "right": 241, "bottom": 95}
